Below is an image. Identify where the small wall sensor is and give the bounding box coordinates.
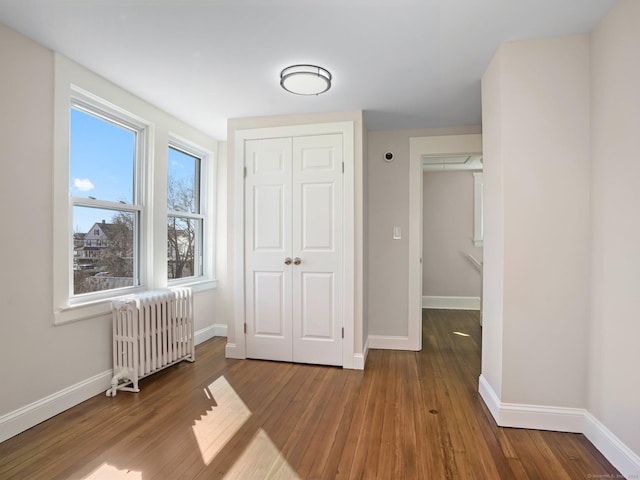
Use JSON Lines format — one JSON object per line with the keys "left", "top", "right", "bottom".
{"left": 384, "top": 152, "right": 394, "bottom": 162}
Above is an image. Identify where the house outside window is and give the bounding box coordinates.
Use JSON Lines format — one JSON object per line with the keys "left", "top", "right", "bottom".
{"left": 69, "top": 101, "right": 144, "bottom": 296}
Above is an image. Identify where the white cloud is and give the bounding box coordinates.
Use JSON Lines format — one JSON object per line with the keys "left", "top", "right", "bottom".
{"left": 74, "top": 178, "right": 95, "bottom": 192}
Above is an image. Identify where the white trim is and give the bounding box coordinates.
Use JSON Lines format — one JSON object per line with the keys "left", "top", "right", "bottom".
{"left": 214, "top": 323, "right": 228, "bottom": 337}
{"left": 54, "top": 281, "right": 217, "bottom": 327}
{"left": 478, "top": 375, "right": 640, "bottom": 477}
{"left": 478, "top": 374, "right": 501, "bottom": 421}
{"left": 352, "top": 337, "right": 369, "bottom": 370}
{"left": 409, "top": 134, "right": 484, "bottom": 353}
{"left": 1, "top": 320, "right": 227, "bottom": 443}
{"left": 53, "top": 54, "right": 218, "bottom": 326}
{"left": 498, "top": 404, "right": 585, "bottom": 433}
{"left": 584, "top": 412, "right": 640, "bottom": 478}
{"left": 473, "top": 172, "right": 484, "bottom": 246}
{"left": 422, "top": 296, "right": 481, "bottom": 310}
{"left": 368, "top": 335, "right": 420, "bottom": 351}
{"left": 194, "top": 325, "right": 217, "bottom": 345}
{"left": 194, "top": 323, "right": 227, "bottom": 345}
{"left": 0, "top": 370, "right": 112, "bottom": 443}
{"left": 479, "top": 375, "right": 583, "bottom": 432}
{"left": 352, "top": 353, "right": 366, "bottom": 370}
{"left": 231, "top": 121, "right": 356, "bottom": 368}
{"left": 166, "top": 135, "right": 217, "bottom": 286}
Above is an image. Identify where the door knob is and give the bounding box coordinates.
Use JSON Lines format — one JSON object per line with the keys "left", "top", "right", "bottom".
{"left": 284, "top": 257, "right": 292, "bottom": 265}
{"left": 294, "top": 257, "right": 301, "bottom": 265}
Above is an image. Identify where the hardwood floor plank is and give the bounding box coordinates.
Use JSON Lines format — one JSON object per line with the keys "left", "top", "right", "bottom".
{"left": 0, "top": 310, "right": 623, "bottom": 480}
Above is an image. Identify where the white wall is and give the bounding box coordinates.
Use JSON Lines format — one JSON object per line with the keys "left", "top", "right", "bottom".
{"left": 481, "top": 5, "right": 640, "bottom": 472}
{"left": 481, "top": 35, "right": 591, "bottom": 409}
{"left": 589, "top": 0, "right": 640, "bottom": 458}
{"left": 422, "top": 171, "right": 482, "bottom": 298}
{"left": 0, "top": 23, "right": 219, "bottom": 441}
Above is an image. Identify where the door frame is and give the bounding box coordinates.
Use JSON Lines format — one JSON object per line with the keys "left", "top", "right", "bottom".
{"left": 230, "top": 121, "right": 355, "bottom": 367}
{"left": 408, "top": 134, "right": 483, "bottom": 351}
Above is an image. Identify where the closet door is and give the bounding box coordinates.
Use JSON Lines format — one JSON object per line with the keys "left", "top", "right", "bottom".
{"left": 244, "top": 133, "right": 343, "bottom": 366}
{"left": 244, "top": 137, "right": 293, "bottom": 362}
{"left": 292, "top": 134, "right": 343, "bottom": 366}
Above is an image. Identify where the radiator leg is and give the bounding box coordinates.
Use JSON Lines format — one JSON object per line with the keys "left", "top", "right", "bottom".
{"left": 106, "top": 368, "right": 134, "bottom": 397}
{"left": 106, "top": 374, "right": 120, "bottom": 397}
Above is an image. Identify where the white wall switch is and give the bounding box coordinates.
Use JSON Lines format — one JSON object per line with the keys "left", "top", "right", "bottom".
{"left": 393, "top": 226, "right": 401, "bottom": 240}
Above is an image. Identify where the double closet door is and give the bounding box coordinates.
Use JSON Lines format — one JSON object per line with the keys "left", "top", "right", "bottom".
{"left": 244, "top": 134, "right": 343, "bottom": 366}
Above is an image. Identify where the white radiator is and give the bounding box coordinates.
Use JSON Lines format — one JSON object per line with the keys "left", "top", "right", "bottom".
{"left": 106, "top": 288, "right": 194, "bottom": 397}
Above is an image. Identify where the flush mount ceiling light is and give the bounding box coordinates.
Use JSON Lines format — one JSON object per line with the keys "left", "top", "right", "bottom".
{"left": 280, "top": 64, "right": 332, "bottom": 95}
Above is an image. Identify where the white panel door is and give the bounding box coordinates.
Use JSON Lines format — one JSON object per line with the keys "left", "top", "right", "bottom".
{"left": 245, "top": 134, "right": 343, "bottom": 366}
{"left": 245, "top": 137, "right": 293, "bottom": 362}
{"left": 292, "top": 134, "right": 343, "bottom": 366}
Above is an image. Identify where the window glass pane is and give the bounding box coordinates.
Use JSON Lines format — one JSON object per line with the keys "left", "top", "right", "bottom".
{"left": 168, "top": 146, "right": 200, "bottom": 213}
{"left": 73, "top": 206, "right": 135, "bottom": 295}
{"left": 168, "top": 216, "right": 202, "bottom": 279}
{"left": 70, "top": 108, "right": 135, "bottom": 204}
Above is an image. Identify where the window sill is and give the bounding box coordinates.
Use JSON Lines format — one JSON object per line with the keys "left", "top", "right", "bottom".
{"left": 168, "top": 279, "right": 217, "bottom": 294}
{"left": 54, "top": 298, "right": 113, "bottom": 326}
{"left": 54, "top": 280, "right": 217, "bottom": 325}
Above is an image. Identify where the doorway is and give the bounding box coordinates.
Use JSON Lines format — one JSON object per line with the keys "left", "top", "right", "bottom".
{"left": 421, "top": 157, "right": 483, "bottom": 318}
{"left": 408, "top": 134, "right": 483, "bottom": 350}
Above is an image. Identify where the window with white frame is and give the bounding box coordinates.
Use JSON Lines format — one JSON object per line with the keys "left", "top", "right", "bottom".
{"left": 69, "top": 100, "right": 145, "bottom": 296}
{"left": 167, "top": 144, "right": 205, "bottom": 281}
{"left": 54, "top": 54, "right": 216, "bottom": 324}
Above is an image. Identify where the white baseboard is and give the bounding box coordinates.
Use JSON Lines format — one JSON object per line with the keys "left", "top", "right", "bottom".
{"left": 499, "top": 403, "right": 585, "bottom": 433}
{"left": 422, "top": 295, "right": 480, "bottom": 310}
{"left": 368, "top": 334, "right": 414, "bottom": 350}
{"left": 478, "top": 374, "right": 501, "bottom": 421}
{"left": 352, "top": 337, "right": 369, "bottom": 370}
{"left": 0, "top": 370, "right": 112, "bottom": 443}
{"left": 478, "top": 375, "right": 640, "bottom": 477}
{"left": 213, "top": 323, "right": 227, "bottom": 337}
{"left": 225, "top": 339, "right": 369, "bottom": 370}
{"left": 194, "top": 323, "right": 227, "bottom": 346}
{"left": 195, "top": 325, "right": 216, "bottom": 345}
{"left": 584, "top": 412, "right": 640, "bottom": 478}
{"left": 1, "top": 323, "right": 230, "bottom": 444}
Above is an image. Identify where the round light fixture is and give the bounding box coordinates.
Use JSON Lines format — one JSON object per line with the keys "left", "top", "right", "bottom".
{"left": 280, "top": 64, "right": 332, "bottom": 96}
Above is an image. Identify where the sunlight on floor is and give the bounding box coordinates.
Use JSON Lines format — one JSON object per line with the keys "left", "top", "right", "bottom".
{"left": 82, "top": 463, "right": 142, "bottom": 479}
{"left": 192, "top": 376, "right": 252, "bottom": 465}
{"left": 223, "top": 428, "right": 300, "bottom": 480}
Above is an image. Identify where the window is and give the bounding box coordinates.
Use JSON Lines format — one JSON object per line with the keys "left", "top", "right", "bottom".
{"left": 167, "top": 144, "right": 205, "bottom": 281}
{"left": 69, "top": 101, "right": 144, "bottom": 297}
{"left": 54, "top": 55, "right": 216, "bottom": 325}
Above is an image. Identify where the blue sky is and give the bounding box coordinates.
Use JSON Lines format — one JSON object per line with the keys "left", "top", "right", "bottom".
{"left": 70, "top": 108, "right": 197, "bottom": 233}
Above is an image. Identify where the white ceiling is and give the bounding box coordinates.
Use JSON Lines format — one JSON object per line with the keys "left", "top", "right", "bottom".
{"left": 0, "top": 0, "right": 616, "bottom": 140}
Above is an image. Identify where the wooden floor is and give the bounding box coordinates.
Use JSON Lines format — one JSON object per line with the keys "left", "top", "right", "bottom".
{"left": 0, "top": 310, "right": 620, "bottom": 479}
